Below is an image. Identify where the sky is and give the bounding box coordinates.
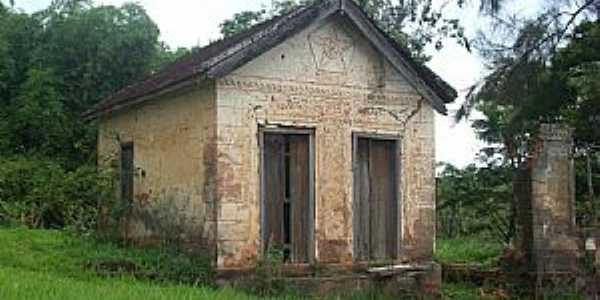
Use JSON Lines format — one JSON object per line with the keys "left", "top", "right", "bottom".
{"left": 8, "top": 0, "right": 494, "bottom": 167}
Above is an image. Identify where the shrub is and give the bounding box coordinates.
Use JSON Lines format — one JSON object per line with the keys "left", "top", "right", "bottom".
{"left": 0, "top": 156, "right": 112, "bottom": 231}
{"left": 140, "top": 247, "right": 214, "bottom": 285}
{"left": 251, "top": 247, "right": 285, "bottom": 296}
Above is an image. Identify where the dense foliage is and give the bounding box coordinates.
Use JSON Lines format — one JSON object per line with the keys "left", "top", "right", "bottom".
{"left": 0, "top": 0, "right": 161, "bottom": 163}
{"left": 0, "top": 0, "right": 186, "bottom": 229}
{"left": 436, "top": 163, "right": 513, "bottom": 243}
{"left": 468, "top": 20, "right": 600, "bottom": 164}
{"left": 0, "top": 156, "right": 112, "bottom": 230}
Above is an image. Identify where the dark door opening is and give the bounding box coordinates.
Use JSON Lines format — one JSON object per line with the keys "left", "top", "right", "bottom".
{"left": 262, "top": 132, "right": 312, "bottom": 263}
{"left": 121, "top": 143, "right": 134, "bottom": 204}
{"left": 354, "top": 137, "right": 398, "bottom": 261}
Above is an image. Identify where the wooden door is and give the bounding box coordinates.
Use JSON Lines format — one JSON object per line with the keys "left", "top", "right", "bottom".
{"left": 263, "top": 133, "right": 311, "bottom": 263}
{"left": 354, "top": 137, "right": 398, "bottom": 261}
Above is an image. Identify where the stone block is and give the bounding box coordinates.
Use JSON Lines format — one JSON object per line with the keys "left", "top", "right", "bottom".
{"left": 218, "top": 221, "right": 250, "bottom": 241}
{"left": 219, "top": 202, "right": 249, "bottom": 221}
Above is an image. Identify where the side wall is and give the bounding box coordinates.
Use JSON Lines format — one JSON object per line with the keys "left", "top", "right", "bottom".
{"left": 97, "top": 81, "right": 217, "bottom": 256}
{"left": 215, "top": 16, "right": 436, "bottom": 269}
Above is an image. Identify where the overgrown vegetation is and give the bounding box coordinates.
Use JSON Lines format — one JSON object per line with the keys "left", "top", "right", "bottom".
{"left": 436, "top": 163, "right": 513, "bottom": 244}
{"left": 250, "top": 247, "right": 286, "bottom": 296}
{"left": 0, "top": 227, "right": 213, "bottom": 285}
{"left": 435, "top": 238, "right": 502, "bottom": 267}
{"left": 0, "top": 0, "right": 187, "bottom": 232}
{"left": 0, "top": 228, "right": 215, "bottom": 300}
{"left": 0, "top": 156, "right": 112, "bottom": 230}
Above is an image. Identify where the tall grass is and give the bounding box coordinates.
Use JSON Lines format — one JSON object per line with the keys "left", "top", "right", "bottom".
{"left": 0, "top": 227, "right": 264, "bottom": 299}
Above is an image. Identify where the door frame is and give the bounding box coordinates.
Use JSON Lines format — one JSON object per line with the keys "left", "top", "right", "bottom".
{"left": 258, "top": 126, "right": 316, "bottom": 264}
{"left": 351, "top": 132, "right": 403, "bottom": 262}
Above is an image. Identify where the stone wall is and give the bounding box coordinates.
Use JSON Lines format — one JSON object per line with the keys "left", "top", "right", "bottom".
{"left": 97, "top": 81, "right": 218, "bottom": 255}
{"left": 214, "top": 15, "right": 436, "bottom": 269}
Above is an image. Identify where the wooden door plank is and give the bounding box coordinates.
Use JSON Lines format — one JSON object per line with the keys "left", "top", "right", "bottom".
{"left": 371, "top": 139, "right": 397, "bottom": 260}
{"left": 368, "top": 139, "right": 385, "bottom": 260}
{"left": 355, "top": 138, "right": 398, "bottom": 261}
{"left": 355, "top": 138, "right": 370, "bottom": 261}
{"left": 289, "top": 134, "right": 310, "bottom": 263}
{"left": 263, "top": 134, "right": 285, "bottom": 253}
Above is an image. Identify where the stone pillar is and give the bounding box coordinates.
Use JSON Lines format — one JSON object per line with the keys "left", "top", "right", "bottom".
{"left": 529, "top": 124, "right": 579, "bottom": 274}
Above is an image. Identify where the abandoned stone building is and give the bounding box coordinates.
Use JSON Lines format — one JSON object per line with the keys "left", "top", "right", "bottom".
{"left": 84, "top": 0, "right": 457, "bottom": 293}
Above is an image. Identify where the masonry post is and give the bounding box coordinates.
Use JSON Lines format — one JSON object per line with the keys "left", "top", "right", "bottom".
{"left": 530, "top": 124, "right": 579, "bottom": 276}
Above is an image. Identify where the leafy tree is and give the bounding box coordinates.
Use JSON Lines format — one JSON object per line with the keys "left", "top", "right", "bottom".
{"left": 552, "top": 21, "right": 600, "bottom": 147}
{"left": 457, "top": 0, "right": 600, "bottom": 230}
{"left": 220, "top": 10, "right": 269, "bottom": 38}
{"left": 437, "top": 162, "right": 513, "bottom": 244}
{"left": 0, "top": 0, "right": 167, "bottom": 229}
{"left": 35, "top": 1, "right": 161, "bottom": 113}
{"left": 467, "top": 20, "right": 600, "bottom": 167}
{"left": 151, "top": 43, "right": 191, "bottom": 71}
{"left": 5, "top": 69, "right": 67, "bottom": 157}
{"left": 0, "top": 0, "right": 163, "bottom": 165}
{"left": 0, "top": 7, "right": 40, "bottom": 106}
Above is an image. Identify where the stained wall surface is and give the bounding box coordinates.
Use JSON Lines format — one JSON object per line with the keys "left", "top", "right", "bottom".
{"left": 214, "top": 15, "right": 437, "bottom": 269}
{"left": 97, "top": 82, "right": 218, "bottom": 254}
{"left": 530, "top": 124, "right": 579, "bottom": 273}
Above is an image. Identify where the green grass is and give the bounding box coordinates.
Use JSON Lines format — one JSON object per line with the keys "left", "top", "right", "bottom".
{"left": 435, "top": 238, "right": 503, "bottom": 266}
{"left": 436, "top": 238, "right": 503, "bottom": 299}
{"left": 0, "top": 227, "right": 303, "bottom": 300}
{"left": 0, "top": 266, "right": 238, "bottom": 300}
{"left": 0, "top": 227, "right": 405, "bottom": 299}
{"left": 0, "top": 228, "right": 536, "bottom": 299}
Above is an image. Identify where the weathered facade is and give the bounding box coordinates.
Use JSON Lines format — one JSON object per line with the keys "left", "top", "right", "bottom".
{"left": 87, "top": 0, "right": 456, "bottom": 295}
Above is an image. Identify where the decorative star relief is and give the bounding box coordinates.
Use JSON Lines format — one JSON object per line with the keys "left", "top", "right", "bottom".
{"left": 308, "top": 24, "right": 355, "bottom": 74}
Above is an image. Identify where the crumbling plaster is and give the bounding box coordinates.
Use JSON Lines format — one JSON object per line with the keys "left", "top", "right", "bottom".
{"left": 214, "top": 16, "right": 436, "bottom": 269}
{"left": 97, "top": 82, "right": 218, "bottom": 252}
